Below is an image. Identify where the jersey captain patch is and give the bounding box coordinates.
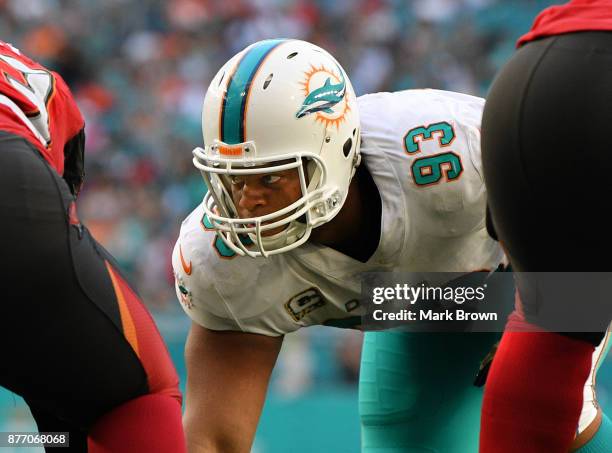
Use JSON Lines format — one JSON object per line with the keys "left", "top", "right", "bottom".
{"left": 284, "top": 287, "right": 327, "bottom": 322}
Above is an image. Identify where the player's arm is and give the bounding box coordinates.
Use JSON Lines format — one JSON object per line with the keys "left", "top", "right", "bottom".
{"left": 184, "top": 322, "right": 283, "bottom": 453}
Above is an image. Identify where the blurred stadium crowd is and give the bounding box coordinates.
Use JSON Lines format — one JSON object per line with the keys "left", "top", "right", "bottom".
{"left": 0, "top": 0, "right": 554, "bottom": 311}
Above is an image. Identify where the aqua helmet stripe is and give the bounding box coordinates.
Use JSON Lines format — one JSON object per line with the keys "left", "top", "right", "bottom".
{"left": 220, "top": 39, "right": 288, "bottom": 145}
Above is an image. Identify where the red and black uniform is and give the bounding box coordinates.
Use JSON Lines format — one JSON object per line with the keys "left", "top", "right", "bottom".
{"left": 517, "top": 0, "right": 612, "bottom": 45}
{"left": 0, "top": 42, "right": 185, "bottom": 452}
{"left": 0, "top": 41, "right": 84, "bottom": 181}
{"left": 480, "top": 2, "right": 612, "bottom": 452}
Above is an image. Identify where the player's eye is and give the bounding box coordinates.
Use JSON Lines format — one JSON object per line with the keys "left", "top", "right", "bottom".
{"left": 263, "top": 175, "right": 281, "bottom": 185}
{"left": 229, "top": 175, "right": 244, "bottom": 185}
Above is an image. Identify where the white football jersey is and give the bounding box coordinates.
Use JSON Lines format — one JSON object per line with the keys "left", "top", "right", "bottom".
{"left": 173, "top": 89, "right": 504, "bottom": 336}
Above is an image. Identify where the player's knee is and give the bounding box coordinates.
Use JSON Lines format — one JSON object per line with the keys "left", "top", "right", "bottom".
{"left": 88, "top": 393, "right": 185, "bottom": 453}
{"left": 153, "top": 378, "right": 183, "bottom": 406}
{"left": 359, "top": 377, "right": 422, "bottom": 426}
{"left": 143, "top": 355, "right": 183, "bottom": 406}
{"left": 359, "top": 335, "right": 426, "bottom": 425}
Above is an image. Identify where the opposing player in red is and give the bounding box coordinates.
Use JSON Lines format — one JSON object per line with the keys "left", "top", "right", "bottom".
{"left": 480, "top": 1, "right": 612, "bottom": 452}
{"left": 0, "top": 41, "right": 186, "bottom": 452}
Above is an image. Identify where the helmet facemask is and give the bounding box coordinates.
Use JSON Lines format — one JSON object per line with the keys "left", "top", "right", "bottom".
{"left": 194, "top": 142, "right": 340, "bottom": 257}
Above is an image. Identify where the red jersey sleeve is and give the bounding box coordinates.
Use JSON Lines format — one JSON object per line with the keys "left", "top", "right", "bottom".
{"left": 0, "top": 41, "right": 85, "bottom": 176}
{"left": 518, "top": 0, "right": 612, "bottom": 47}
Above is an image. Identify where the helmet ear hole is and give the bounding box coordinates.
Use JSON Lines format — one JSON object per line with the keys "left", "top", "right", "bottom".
{"left": 287, "top": 52, "right": 298, "bottom": 59}
{"left": 343, "top": 137, "right": 353, "bottom": 157}
{"left": 263, "top": 73, "right": 274, "bottom": 89}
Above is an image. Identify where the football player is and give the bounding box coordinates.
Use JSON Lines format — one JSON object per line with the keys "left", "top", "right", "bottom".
{"left": 0, "top": 41, "right": 186, "bottom": 452}
{"left": 480, "top": 1, "right": 612, "bottom": 452}
{"left": 174, "top": 38, "right": 608, "bottom": 452}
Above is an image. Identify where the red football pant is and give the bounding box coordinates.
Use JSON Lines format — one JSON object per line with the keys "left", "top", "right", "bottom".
{"left": 480, "top": 328, "right": 593, "bottom": 452}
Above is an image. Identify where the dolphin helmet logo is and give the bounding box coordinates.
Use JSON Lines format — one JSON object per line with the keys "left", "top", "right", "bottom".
{"left": 296, "top": 76, "right": 346, "bottom": 118}
{"left": 296, "top": 64, "right": 350, "bottom": 128}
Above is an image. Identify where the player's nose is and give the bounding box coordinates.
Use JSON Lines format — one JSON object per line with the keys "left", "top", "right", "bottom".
{"left": 238, "top": 182, "right": 267, "bottom": 213}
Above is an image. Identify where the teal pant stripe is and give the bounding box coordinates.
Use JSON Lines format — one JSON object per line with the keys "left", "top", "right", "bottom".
{"left": 221, "top": 39, "right": 287, "bottom": 144}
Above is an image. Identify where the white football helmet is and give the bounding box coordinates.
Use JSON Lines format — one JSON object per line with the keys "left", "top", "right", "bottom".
{"left": 193, "top": 39, "right": 361, "bottom": 258}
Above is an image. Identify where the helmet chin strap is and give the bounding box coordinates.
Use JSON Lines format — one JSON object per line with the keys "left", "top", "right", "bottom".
{"left": 306, "top": 160, "right": 321, "bottom": 191}
{"left": 250, "top": 220, "right": 307, "bottom": 255}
